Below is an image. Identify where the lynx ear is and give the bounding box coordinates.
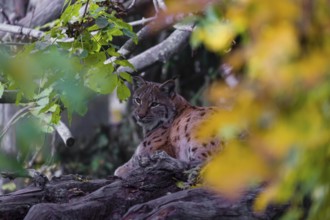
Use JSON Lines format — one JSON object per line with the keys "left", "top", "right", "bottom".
{"left": 132, "top": 76, "right": 146, "bottom": 89}
{"left": 159, "top": 79, "right": 176, "bottom": 98}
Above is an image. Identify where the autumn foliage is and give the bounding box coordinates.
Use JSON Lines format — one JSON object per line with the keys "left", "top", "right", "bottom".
{"left": 178, "top": 0, "right": 330, "bottom": 219}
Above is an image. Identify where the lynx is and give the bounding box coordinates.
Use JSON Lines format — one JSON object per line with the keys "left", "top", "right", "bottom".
{"left": 114, "top": 77, "right": 222, "bottom": 177}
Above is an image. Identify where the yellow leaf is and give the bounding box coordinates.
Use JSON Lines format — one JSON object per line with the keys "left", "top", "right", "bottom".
{"left": 194, "top": 21, "right": 236, "bottom": 53}
{"left": 254, "top": 183, "right": 279, "bottom": 212}
{"left": 202, "top": 140, "right": 270, "bottom": 199}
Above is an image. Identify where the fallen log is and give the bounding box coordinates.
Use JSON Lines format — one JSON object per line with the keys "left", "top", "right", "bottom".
{"left": 0, "top": 174, "right": 114, "bottom": 220}
{"left": 0, "top": 152, "right": 287, "bottom": 220}
{"left": 123, "top": 187, "right": 287, "bottom": 220}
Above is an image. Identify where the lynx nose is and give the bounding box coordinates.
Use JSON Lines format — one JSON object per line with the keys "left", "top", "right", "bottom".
{"left": 136, "top": 113, "right": 146, "bottom": 120}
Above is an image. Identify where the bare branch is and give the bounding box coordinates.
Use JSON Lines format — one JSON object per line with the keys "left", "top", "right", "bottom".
{"left": 0, "top": 23, "right": 44, "bottom": 39}
{"left": 152, "top": 0, "right": 167, "bottom": 14}
{"left": 54, "top": 120, "right": 75, "bottom": 147}
{"left": 153, "top": 0, "right": 160, "bottom": 13}
{"left": 129, "top": 16, "right": 156, "bottom": 26}
{"left": 221, "top": 64, "right": 239, "bottom": 87}
{"left": 123, "top": 0, "right": 152, "bottom": 9}
{"left": 80, "top": 0, "right": 90, "bottom": 25}
{"left": 127, "top": 0, "right": 137, "bottom": 10}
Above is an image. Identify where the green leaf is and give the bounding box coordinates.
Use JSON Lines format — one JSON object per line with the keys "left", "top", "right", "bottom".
{"left": 51, "top": 104, "right": 61, "bottom": 124}
{"left": 106, "top": 47, "right": 121, "bottom": 57}
{"left": 84, "top": 52, "right": 106, "bottom": 65}
{"left": 115, "top": 59, "right": 135, "bottom": 70}
{"left": 176, "top": 181, "right": 185, "bottom": 189}
{"left": 113, "top": 18, "right": 132, "bottom": 31}
{"left": 2, "top": 182, "right": 16, "bottom": 192}
{"left": 74, "top": 48, "right": 88, "bottom": 58}
{"left": 57, "top": 41, "right": 73, "bottom": 50}
{"left": 36, "top": 97, "right": 49, "bottom": 107}
{"left": 107, "top": 28, "right": 123, "bottom": 39}
{"left": 119, "top": 72, "right": 132, "bottom": 83}
{"left": 87, "top": 24, "right": 100, "bottom": 31}
{"left": 34, "top": 88, "right": 53, "bottom": 99}
{"left": 95, "top": 17, "right": 109, "bottom": 28}
{"left": 117, "top": 82, "right": 131, "bottom": 101}
{"left": 91, "top": 40, "right": 102, "bottom": 52}
{"left": 86, "top": 65, "right": 118, "bottom": 94}
{"left": 190, "top": 30, "right": 202, "bottom": 49}
{"left": 0, "top": 82, "right": 4, "bottom": 98}
{"left": 61, "top": 2, "right": 82, "bottom": 24}
{"left": 122, "top": 29, "right": 137, "bottom": 43}
{"left": 39, "top": 101, "right": 55, "bottom": 114}
{"left": 0, "top": 152, "right": 24, "bottom": 173}
{"left": 15, "top": 91, "right": 23, "bottom": 105}
{"left": 63, "top": 0, "right": 72, "bottom": 11}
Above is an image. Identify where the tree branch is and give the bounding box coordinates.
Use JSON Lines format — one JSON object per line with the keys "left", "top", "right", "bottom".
{"left": 17, "top": 0, "right": 66, "bottom": 27}
{"left": 0, "top": 23, "right": 44, "bottom": 38}
{"left": 128, "top": 16, "right": 156, "bottom": 26}
{"left": 115, "top": 22, "right": 194, "bottom": 74}
{"left": 54, "top": 120, "right": 75, "bottom": 147}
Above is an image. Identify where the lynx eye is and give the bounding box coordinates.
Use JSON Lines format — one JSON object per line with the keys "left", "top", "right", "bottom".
{"left": 134, "top": 98, "right": 141, "bottom": 105}
{"left": 150, "top": 102, "right": 159, "bottom": 107}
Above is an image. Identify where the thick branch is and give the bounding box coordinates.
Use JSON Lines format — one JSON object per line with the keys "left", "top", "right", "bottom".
{"left": 0, "top": 0, "right": 66, "bottom": 40}
{"left": 17, "top": 0, "right": 66, "bottom": 27}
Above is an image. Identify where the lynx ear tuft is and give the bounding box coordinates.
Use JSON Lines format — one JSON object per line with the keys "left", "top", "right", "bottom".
{"left": 159, "top": 79, "right": 176, "bottom": 98}
{"left": 132, "top": 76, "right": 146, "bottom": 89}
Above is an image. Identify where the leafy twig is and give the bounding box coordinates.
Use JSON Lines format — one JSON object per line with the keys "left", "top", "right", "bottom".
{"left": 104, "top": 24, "right": 152, "bottom": 64}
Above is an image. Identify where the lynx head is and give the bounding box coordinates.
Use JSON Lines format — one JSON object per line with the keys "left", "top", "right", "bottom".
{"left": 132, "top": 76, "right": 177, "bottom": 132}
